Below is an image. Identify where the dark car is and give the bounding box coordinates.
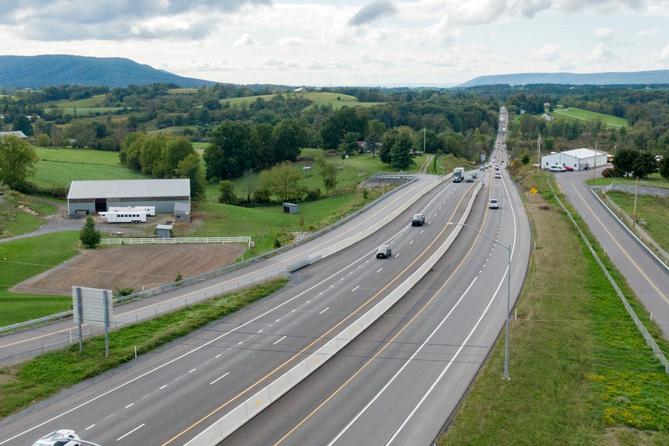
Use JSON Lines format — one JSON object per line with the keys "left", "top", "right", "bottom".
{"left": 411, "top": 213, "right": 425, "bottom": 226}
{"left": 376, "top": 244, "right": 392, "bottom": 259}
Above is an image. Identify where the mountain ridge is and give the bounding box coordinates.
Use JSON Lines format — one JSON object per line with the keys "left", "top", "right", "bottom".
{"left": 460, "top": 70, "right": 669, "bottom": 87}
{"left": 0, "top": 54, "right": 214, "bottom": 88}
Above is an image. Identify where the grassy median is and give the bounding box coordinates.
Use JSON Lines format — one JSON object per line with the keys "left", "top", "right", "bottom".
{"left": 0, "top": 278, "right": 286, "bottom": 418}
{"left": 439, "top": 166, "right": 669, "bottom": 446}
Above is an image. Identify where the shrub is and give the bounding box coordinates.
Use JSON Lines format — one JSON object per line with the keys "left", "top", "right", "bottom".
{"left": 304, "top": 188, "right": 321, "bottom": 201}
{"left": 601, "top": 167, "right": 622, "bottom": 178}
{"left": 79, "top": 216, "right": 101, "bottom": 249}
{"left": 521, "top": 154, "right": 530, "bottom": 165}
{"left": 274, "top": 238, "right": 282, "bottom": 248}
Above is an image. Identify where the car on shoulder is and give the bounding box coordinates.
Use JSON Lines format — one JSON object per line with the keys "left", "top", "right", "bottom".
{"left": 33, "top": 430, "right": 80, "bottom": 446}
{"left": 376, "top": 244, "right": 392, "bottom": 259}
{"left": 489, "top": 199, "right": 499, "bottom": 209}
{"left": 411, "top": 213, "right": 425, "bottom": 226}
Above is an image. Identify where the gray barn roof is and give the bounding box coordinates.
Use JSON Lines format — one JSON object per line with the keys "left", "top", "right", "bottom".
{"left": 68, "top": 179, "right": 190, "bottom": 200}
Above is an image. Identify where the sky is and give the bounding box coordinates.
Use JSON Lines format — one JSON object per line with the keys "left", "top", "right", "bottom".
{"left": 1, "top": 0, "right": 669, "bottom": 86}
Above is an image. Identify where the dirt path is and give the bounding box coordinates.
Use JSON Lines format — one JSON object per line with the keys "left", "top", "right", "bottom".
{"left": 419, "top": 154, "right": 435, "bottom": 174}
{"left": 13, "top": 243, "right": 246, "bottom": 295}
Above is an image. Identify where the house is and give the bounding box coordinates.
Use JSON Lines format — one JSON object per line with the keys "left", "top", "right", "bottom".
{"left": 541, "top": 148, "right": 609, "bottom": 171}
{"left": 0, "top": 131, "right": 27, "bottom": 139}
{"left": 67, "top": 179, "right": 191, "bottom": 217}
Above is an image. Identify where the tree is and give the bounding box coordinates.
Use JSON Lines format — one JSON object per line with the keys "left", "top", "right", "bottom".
{"left": 659, "top": 157, "right": 669, "bottom": 180}
{"left": 612, "top": 149, "right": 638, "bottom": 176}
{"left": 164, "top": 137, "right": 195, "bottom": 175}
{"left": 269, "top": 162, "right": 303, "bottom": 201}
{"left": 320, "top": 107, "right": 367, "bottom": 149}
{"left": 365, "top": 120, "right": 385, "bottom": 157}
{"left": 80, "top": 216, "right": 101, "bottom": 249}
{"left": 12, "top": 116, "right": 33, "bottom": 136}
{"left": 218, "top": 180, "right": 237, "bottom": 204}
{"left": 390, "top": 129, "right": 413, "bottom": 169}
{"left": 416, "top": 129, "right": 441, "bottom": 154}
{"left": 0, "top": 136, "right": 37, "bottom": 190}
{"left": 177, "top": 153, "right": 206, "bottom": 199}
{"left": 205, "top": 121, "right": 252, "bottom": 180}
{"left": 632, "top": 152, "right": 657, "bottom": 179}
{"left": 380, "top": 129, "right": 397, "bottom": 164}
{"left": 273, "top": 119, "right": 307, "bottom": 162}
{"left": 317, "top": 156, "right": 337, "bottom": 194}
{"left": 339, "top": 132, "right": 359, "bottom": 156}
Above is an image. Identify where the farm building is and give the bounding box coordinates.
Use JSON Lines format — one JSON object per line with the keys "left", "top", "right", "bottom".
{"left": 0, "top": 131, "right": 27, "bottom": 139}
{"left": 67, "top": 179, "right": 190, "bottom": 217}
{"left": 173, "top": 202, "right": 191, "bottom": 222}
{"left": 541, "top": 148, "right": 608, "bottom": 171}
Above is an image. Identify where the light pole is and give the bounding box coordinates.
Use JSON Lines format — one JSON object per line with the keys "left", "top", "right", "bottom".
{"left": 448, "top": 222, "right": 512, "bottom": 380}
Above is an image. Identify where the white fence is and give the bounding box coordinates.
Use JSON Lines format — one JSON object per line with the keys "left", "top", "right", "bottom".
{"left": 101, "top": 236, "right": 252, "bottom": 246}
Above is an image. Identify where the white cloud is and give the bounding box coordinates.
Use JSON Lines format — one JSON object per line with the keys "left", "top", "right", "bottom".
{"left": 594, "top": 27, "right": 614, "bottom": 40}
{"left": 277, "top": 36, "right": 304, "bottom": 46}
{"left": 349, "top": 1, "right": 397, "bottom": 27}
{"left": 530, "top": 44, "right": 561, "bottom": 60}
{"left": 590, "top": 43, "right": 616, "bottom": 62}
{"left": 650, "top": 44, "right": 669, "bottom": 62}
{"left": 637, "top": 29, "right": 657, "bottom": 37}
{"left": 234, "top": 33, "right": 255, "bottom": 46}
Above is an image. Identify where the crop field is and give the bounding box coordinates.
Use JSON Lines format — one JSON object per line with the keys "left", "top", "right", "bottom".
{"left": 553, "top": 106, "right": 628, "bottom": 128}
{"left": 29, "top": 147, "right": 146, "bottom": 189}
{"left": 222, "top": 92, "right": 384, "bottom": 109}
{"left": 0, "top": 232, "right": 79, "bottom": 325}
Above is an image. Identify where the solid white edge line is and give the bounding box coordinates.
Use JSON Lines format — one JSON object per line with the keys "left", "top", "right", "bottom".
{"left": 116, "top": 423, "right": 145, "bottom": 442}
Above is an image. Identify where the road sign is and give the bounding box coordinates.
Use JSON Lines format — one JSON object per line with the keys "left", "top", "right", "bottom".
{"left": 72, "top": 286, "right": 113, "bottom": 356}
{"left": 530, "top": 186, "right": 538, "bottom": 195}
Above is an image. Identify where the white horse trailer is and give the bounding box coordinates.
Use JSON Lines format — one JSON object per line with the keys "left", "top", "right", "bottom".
{"left": 107, "top": 206, "right": 156, "bottom": 216}
{"left": 99, "top": 211, "right": 147, "bottom": 223}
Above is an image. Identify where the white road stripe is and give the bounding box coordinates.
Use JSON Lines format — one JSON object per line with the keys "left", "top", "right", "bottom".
{"left": 318, "top": 307, "right": 330, "bottom": 315}
{"left": 188, "top": 368, "right": 197, "bottom": 373}
{"left": 116, "top": 423, "right": 145, "bottom": 441}
{"left": 409, "top": 240, "right": 414, "bottom": 245}
{"left": 124, "top": 402, "right": 134, "bottom": 409}
{"left": 215, "top": 353, "right": 222, "bottom": 359}
{"left": 159, "top": 384, "right": 167, "bottom": 390}
{"left": 352, "top": 285, "right": 360, "bottom": 292}
{"left": 376, "top": 268, "right": 383, "bottom": 273}
{"left": 209, "top": 372, "right": 230, "bottom": 385}
{"left": 85, "top": 424, "right": 95, "bottom": 431}
{"left": 273, "top": 336, "right": 287, "bottom": 345}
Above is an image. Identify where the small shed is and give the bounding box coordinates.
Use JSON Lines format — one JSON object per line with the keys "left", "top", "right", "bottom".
{"left": 173, "top": 202, "right": 191, "bottom": 223}
{"left": 283, "top": 202, "right": 299, "bottom": 214}
{"left": 156, "top": 224, "right": 173, "bottom": 239}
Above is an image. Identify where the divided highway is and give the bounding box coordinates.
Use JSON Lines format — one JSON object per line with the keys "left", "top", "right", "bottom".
{"left": 0, "top": 170, "right": 478, "bottom": 445}
{"left": 224, "top": 107, "right": 532, "bottom": 446}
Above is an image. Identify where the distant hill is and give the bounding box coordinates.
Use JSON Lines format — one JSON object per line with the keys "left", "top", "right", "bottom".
{"left": 460, "top": 70, "right": 669, "bottom": 87}
{"left": 0, "top": 55, "right": 214, "bottom": 88}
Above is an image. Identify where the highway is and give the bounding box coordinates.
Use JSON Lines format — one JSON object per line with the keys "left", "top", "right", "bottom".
{"left": 554, "top": 168, "right": 669, "bottom": 338}
{"left": 223, "top": 107, "right": 532, "bottom": 446}
{"left": 0, "top": 167, "right": 479, "bottom": 445}
{"left": 0, "top": 173, "right": 443, "bottom": 365}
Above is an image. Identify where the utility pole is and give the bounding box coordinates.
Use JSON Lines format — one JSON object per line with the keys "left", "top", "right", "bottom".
{"left": 423, "top": 128, "right": 426, "bottom": 154}
{"left": 633, "top": 175, "right": 639, "bottom": 225}
{"left": 593, "top": 141, "right": 598, "bottom": 180}
{"left": 537, "top": 134, "right": 542, "bottom": 171}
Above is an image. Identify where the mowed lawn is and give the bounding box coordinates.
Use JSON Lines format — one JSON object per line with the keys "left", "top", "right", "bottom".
{"left": 0, "top": 232, "right": 79, "bottom": 326}
{"left": 553, "top": 106, "right": 628, "bottom": 128}
{"left": 607, "top": 191, "right": 669, "bottom": 253}
{"left": 222, "top": 92, "right": 384, "bottom": 109}
{"left": 29, "top": 147, "right": 146, "bottom": 190}
{"left": 587, "top": 173, "right": 669, "bottom": 190}
{"left": 0, "top": 190, "right": 56, "bottom": 238}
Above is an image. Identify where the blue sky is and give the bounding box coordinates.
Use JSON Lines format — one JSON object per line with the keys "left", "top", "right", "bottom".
{"left": 0, "top": 0, "right": 667, "bottom": 86}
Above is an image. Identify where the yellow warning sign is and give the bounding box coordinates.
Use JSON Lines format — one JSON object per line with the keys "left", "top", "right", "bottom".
{"left": 530, "top": 186, "right": 538, "bottom": 195}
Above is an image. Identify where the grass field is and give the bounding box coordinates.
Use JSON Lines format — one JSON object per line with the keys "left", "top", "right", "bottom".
{"left": 606, "top": 191, "right": 669, "bottom": 253}
{"left": 553, "top": 106, "right": 628, "bottom": 128}
{"left": 0, "top": 279, "right": 286, "bottom": 418}
{"left": 222, "top": 91, "right": 384, "bottom": 109}
{"left": 168, "top": 88, "right": 199, "bottom": 94}
{"left": 0, "top": 189, "right": 56, "bottom": 238}
{"left": 587, "top": 173, "right": 669, "bottom": 190}
{"left": 29, "top": 147, "right": 146, "bottom": 190}
{"left": 439, "top": 166, "right": 669, "bottom": 446}
{"left": 0, "top": 232, "right": 79, "bottom": 326}
{"left": 42, "top": 94, "right": 124, "bottom": 116}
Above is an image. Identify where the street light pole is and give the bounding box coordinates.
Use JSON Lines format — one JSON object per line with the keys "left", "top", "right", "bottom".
{"left": 448, "top": 222, "right": 512, "bottom": 380}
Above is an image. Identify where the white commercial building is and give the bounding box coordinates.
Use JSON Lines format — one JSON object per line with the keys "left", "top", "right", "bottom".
{"left": 541, "top": 148, "right": 608, "bottom": 171}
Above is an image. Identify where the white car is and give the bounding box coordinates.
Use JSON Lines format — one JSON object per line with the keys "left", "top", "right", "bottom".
{"left": 549, "top": 165, "right": 565, "bottom": 172}
{"left": 489, "top": 199, "right": 499, "bottom": 209}
{"left": 33, "top": 430, "right": 80, "bottom": 446}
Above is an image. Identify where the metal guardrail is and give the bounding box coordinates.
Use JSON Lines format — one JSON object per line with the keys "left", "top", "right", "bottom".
{"left": 0, "top": 175, "right": 420, "bottom": 335}
{"left": 0, "top": 310, "right": 73, "bottom": 335}
{"left": 548, "top": 179, "right": 669, "bottom": 374}
{"left": 101, "top": 236, "right": 252, "bottom": 246}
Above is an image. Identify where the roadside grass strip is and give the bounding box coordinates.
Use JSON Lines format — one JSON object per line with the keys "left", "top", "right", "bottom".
{"left": 606, "top": 191, "right": 669, "bottom": 254}
{"left": 0, "top": 279, "right": 286, "bottom": 418}
{"left": 439, "top": 167, "right": 669, "bottom": 446}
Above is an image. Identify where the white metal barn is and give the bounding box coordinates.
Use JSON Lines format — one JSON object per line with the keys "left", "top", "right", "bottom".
{"left": 541, "top": 148, "right": 608, "bottom": 171}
